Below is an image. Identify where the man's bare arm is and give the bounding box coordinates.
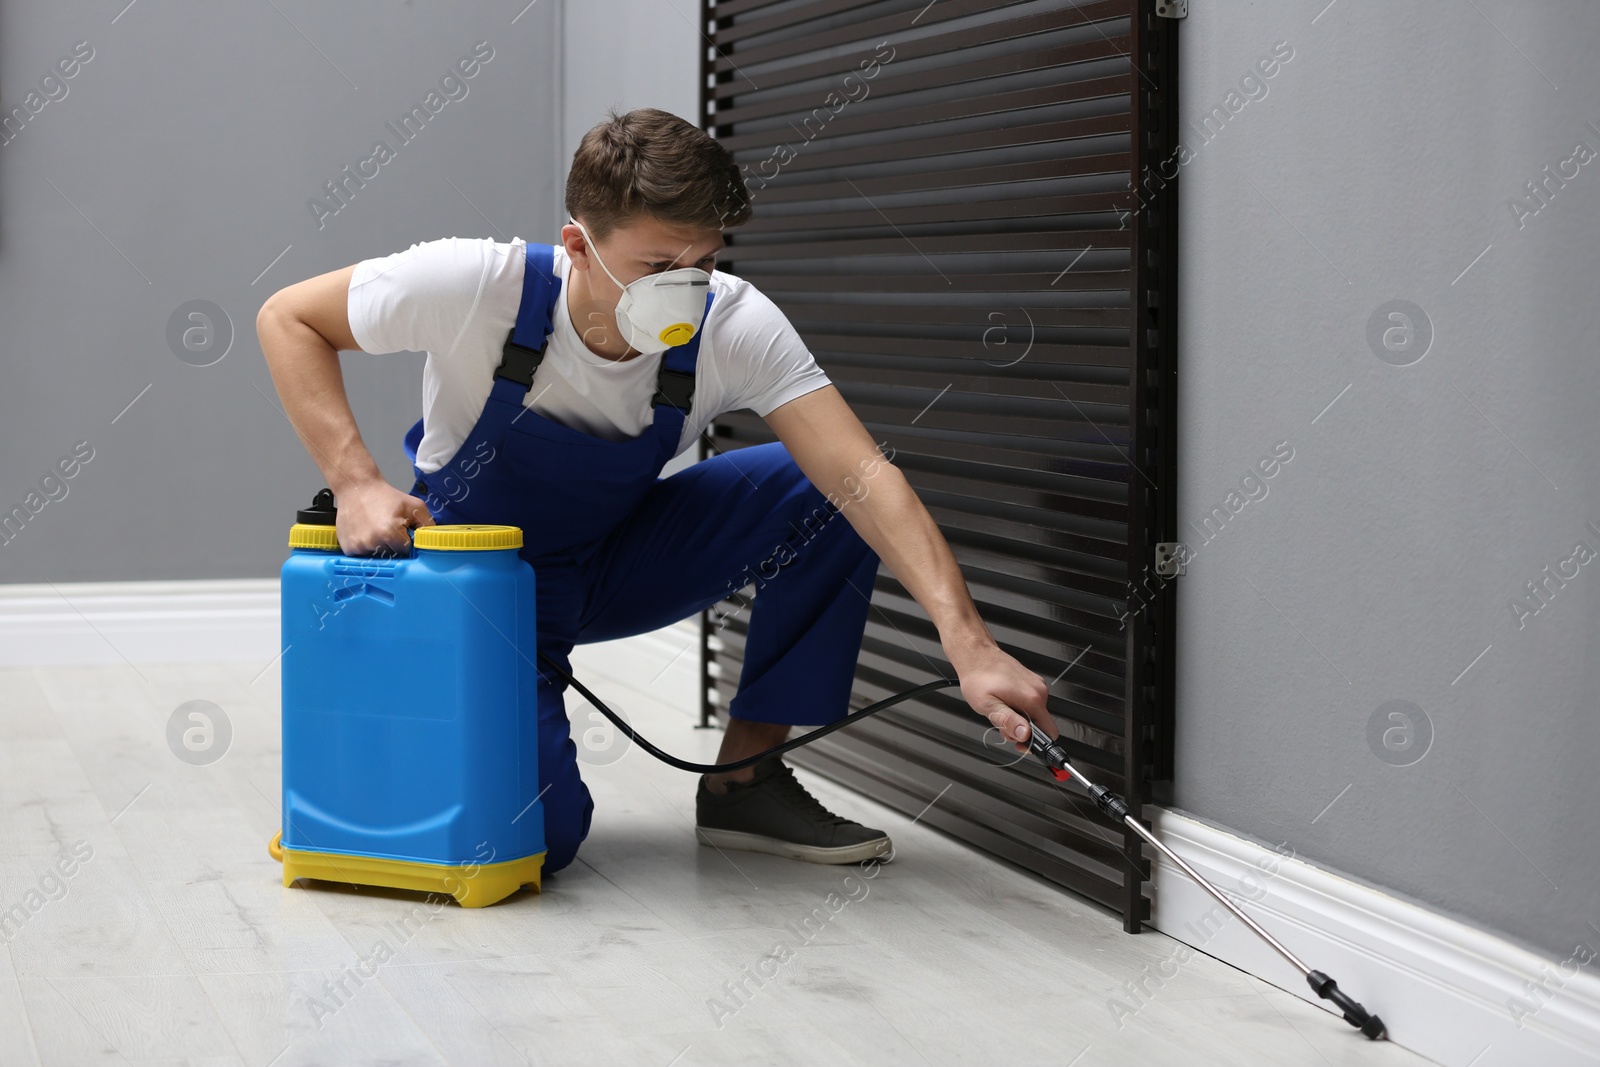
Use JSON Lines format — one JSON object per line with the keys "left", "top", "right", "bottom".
{"left": 256, "top": 265, "right": 432, "bottom": 555}
{"left": 764, "top": 385, "right": 1054, "bottom": 747}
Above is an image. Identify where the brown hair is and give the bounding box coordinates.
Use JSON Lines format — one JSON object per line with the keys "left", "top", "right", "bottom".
{"left": 565, "top": 107, "right": 752, "bottom": 241}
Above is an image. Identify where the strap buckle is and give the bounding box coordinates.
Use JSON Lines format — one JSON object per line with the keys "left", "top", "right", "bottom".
{"left": 495, "top": 335, "right": 546, "bottom": 387}
{"left": 652, "top": 367, "right": 695, "bottom": 413}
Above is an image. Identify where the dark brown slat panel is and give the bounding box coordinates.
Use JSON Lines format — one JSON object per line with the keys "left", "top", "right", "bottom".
{"left": 844, "top": 579, "right": 1132, "bottom": 697}
{"left": 870, "top": 576, "right": 1128, "bottom": 653}
{"left": 717, "top": 0, "right": 1127, "bottom": 74}
{"left": 715, "top": 6, "right": 1126, "bottom": 88}
{"left": 791, "top": 743, "right": 1149, "bottom": 918}
{"left": 839, "top": 417, "right": 1137, "bottom": 478}
{"left": 944, "top": 529, "right": 1127, "bottom": 599}
{"left": 730, "top": 268, "right": 1131, "bottom": 292}
{"left": 715, "top": 0, "right": 911, "bottom": 44}
{"left": 702, "top": 0, "right": 1171, "bottom": 932}
{"left": 936, "top": 523, "right": 1129, "bottom": 596}
{"left": 808, "top": 648, "right": 1135, "bottom": 787}
{"left": 920, "top": 502, "right": 1128, "bottom": 567}
{"left": 771, "top": 302, "right": 1132, "bottom": 330}
{"left": 895, "top": 467, "right": 1130, "bottom": 527}
{"left": 852, "top": 636, "right": 1130, "bottom": 732}
{"left": 818, "top": 356, "right": 1128, "bottom": 388}
{"left": 879, "top": 441, "right": 1131, "bottom": 494}
{"left": 715, "top": 78, "right": 1133, "bottom": 153}
{"left": 738, "top": 192, "right": 1135, "bottom": 234}
{"left": 746, "top": 157, "right": 1130, "bottom": 205}
{"left": 711, "top": 34, "right": 1133, "bottom": 111}
{"left": 717, "top": 0, "right": 1039, "bottom": 51}
{"left": 941, "top": 532, "right": 1129, "bottom": 606}
{"left": 836, "top": 385, "right": 1129, "bottom": 432}
{"left": 712, "top": 626, "right": 1133, "bottom": 772}
{"left": 711, "top": 410, "right": 1134, "bottom": 480}
{"left": 888, "top": 439, "right": 1134, "bottom": 497}
{"left": 828, "top": 370, "right": 1129, "bottom": 409}
{"left": 841, "top": 401, "right": 1126, "bottom": 447}
{"left": 846, "top": 675, "right": 1132, "bottom": 792}
{"left": 852, "top": 629, "right": 1129, "bottom": 729}
{"left": 807, "top": 333, "right": 1131, "bottom": 367}
{"left": 709, "top": 0, "right": 801, "bottom": 20}
{"left": 867, "top": 582, "right": 1127, "bottom": 670}
{"left": 756, "top": 145, "right": 1129, "bottom": 205}
{"left": 804, "top": 706, "right": 1133, "bottom": 851}
{"left": 946, "top": 565, "right": 1124, "bottom": 630}
{"left": 708, "top": 421, "right": 1136, "bottom": 565}
{"left": 731, "top": 116, "right": 1132, "bottom": 176}
{"left": 727, "top": 229, "right": 1130, "bottom": 261}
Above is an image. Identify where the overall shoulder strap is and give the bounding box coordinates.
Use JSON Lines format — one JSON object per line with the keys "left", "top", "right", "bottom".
{"left": 410, "top": 242, "right": 556, "bottom": 500}
{"left": 651, "top": 290, "right": 716, "bottom": 415}
{"left": 495, "top": 241, "right": 561, "bottom": 390}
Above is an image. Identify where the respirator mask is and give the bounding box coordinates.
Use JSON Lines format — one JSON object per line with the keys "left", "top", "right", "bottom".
{"left": 570, "top": 217, "right": 711, "bottom": 354}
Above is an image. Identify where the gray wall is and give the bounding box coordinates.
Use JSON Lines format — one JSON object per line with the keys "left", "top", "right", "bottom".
{"left": 0, "top": 0, "right": 559, "bottom": 582}
{"left": 1172, "top": 0, "right": 1599, "bottom": 959}
{"left": 560, "top": 0, "right": 702, "bottom": 475}
{"left": 561, "top": 0, "right": 700, "bottom": 167}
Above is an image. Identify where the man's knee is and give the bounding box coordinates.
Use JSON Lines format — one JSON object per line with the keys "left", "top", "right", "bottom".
{"left": 542, "top": 786, "right": 594, "bottom": 874}
{"left": 536, "top": 679, "right": 594, "bottom": 875}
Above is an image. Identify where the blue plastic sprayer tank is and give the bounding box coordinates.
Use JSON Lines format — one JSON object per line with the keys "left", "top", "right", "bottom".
{"left": 268, "top": 489, "right": 545, "bottom": 906}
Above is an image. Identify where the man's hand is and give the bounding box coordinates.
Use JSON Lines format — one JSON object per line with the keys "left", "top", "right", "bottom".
{"left": 335, "top": 480, "right": 435, "bottom": 557}
{"left": 951, "top": 643, "right": 1057, "bottom": 753}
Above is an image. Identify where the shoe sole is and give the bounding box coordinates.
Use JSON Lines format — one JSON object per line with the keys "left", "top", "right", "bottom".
{"left": 695, "top": 827, "right": 893, "bottom": 865}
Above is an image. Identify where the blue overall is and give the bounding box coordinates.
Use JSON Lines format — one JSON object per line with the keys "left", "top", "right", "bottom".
{"left": 402, "top": 243, "right": 879, "bottom": 875}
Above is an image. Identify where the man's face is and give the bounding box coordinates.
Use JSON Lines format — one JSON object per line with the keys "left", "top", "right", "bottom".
{"left": 566, "top": 213, "right": 724, "bottom": 303}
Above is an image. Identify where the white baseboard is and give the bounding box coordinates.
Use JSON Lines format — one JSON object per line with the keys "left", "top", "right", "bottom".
{"left": 0, "top": 581, "right": 703, "bottom": 714}
{"left": 0, "top": 579, "right": 281, "bottom": 667}
{"left": 1146, "top": 807, "right": 1600, "bottom": 1067}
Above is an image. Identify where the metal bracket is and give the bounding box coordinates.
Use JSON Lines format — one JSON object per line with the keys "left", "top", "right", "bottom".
{"left": 1154, "top": 542, "right": 1187, "bottom": 577}
{"left": 1155, "top": 0, "right": 1187, "bottom": 17}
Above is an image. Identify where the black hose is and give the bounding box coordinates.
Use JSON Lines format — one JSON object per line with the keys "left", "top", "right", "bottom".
{"left": 536, "top": 649, "right": 960, "bottom": 774}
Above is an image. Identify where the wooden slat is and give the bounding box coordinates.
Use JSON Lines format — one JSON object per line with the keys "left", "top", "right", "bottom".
{"left": 743, "top": 157, "right": 1132, "bottom": 206}
{"left": 729, "top": 269, "right": 1133, "bottom": 294}
{"left": 715, "top": 0, "right": 1130, "bottom": 74}
{"left": 804, "top": 332, "right": 1131, "bottom": 367}
{"left": 739, "top": 191, "right": 1135, "bottom": 234}
{"left": 730, "top": 115, "right": 1133, "bottom": 175}
{"left": 821, "top": 366, "right": 1130, "bottom": 407}
{"left": 771, "top": 301, "right": 1133, "bottom": 331}
{"left": 714, "top": 78, "right": 1133, "bottom": 152}
{"left": 712, "top": 34, "right": 1135, "bottom": 111}
{"left": 727, "top": 228, "right": 1129, "bottom": 261}
{"left": 716, "top": 0, "right": 1040, "bottom": 50}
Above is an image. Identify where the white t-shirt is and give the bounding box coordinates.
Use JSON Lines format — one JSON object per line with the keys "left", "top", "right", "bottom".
{"left": 346, "top": 236, "right": 832, "bottom": 474}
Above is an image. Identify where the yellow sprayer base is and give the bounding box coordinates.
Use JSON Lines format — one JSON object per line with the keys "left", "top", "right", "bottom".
{"left": 268, "top": 830, "right": 542, "bottom": 908}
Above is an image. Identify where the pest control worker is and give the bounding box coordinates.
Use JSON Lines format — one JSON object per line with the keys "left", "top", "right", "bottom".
{"left": 259, "top": 107, "right": 1056, "bottom": 876}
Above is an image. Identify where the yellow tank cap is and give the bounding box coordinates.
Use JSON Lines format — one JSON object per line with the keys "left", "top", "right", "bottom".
{"left": 414, "top": 524, "right": 523, "bottom": 551}
{"left": 288, "top": 523, "right": 340, "bottom": 550}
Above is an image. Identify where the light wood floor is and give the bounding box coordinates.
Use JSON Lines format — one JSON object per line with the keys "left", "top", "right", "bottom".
{"left": 0, "top": 648, "right": 1436, "bottom": 1067}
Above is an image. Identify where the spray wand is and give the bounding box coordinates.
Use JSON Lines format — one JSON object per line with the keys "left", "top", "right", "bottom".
{"left": 1024, "top": 729, "right": 1387, "bottom": 1040}
{"left": 538, "top": 652, "right": 1387, "bottom": 1041}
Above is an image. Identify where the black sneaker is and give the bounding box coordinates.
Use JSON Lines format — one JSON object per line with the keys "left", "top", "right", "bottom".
{"left": 695, "top": 758, "right": 894, "bottom": 865}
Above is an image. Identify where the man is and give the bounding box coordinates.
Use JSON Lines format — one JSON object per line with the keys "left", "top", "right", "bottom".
{"left": 258, "top": 107, "right": 1054, "bottom": 876}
